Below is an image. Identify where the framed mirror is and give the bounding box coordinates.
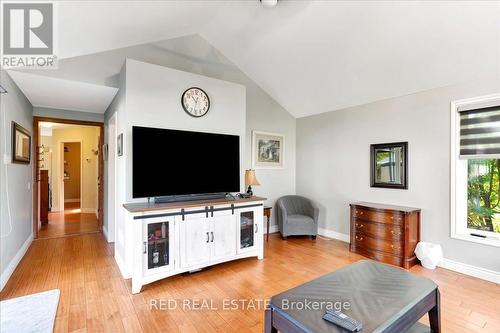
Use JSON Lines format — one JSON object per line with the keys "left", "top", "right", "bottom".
{"left": 12, "top": 122, "right": 31, "bottom": 164}
{"left": 370, "top": 142, "right": 407, "bottom": 189}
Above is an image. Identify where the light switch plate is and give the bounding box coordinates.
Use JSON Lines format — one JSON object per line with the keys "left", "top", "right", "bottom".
{"left": 3, "top": 154, "right": 10, "bottom": 164}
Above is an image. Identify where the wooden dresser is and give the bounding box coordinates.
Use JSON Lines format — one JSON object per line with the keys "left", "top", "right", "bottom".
{"left": 350, "top": 202, "right": 420, "bottom": 269}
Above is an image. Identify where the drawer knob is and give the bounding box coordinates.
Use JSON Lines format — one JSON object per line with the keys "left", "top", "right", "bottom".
{"left": 355, "top": 223, "right": 364, "bottom": 228}
{"left": 355, "top": 235, "right": 364, "bottom": 241}
{"left": 391, "top": 244, "right": 400, "bottom": 250}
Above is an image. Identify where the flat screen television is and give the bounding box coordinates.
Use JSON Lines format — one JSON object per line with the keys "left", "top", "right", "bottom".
{"left": 132, "top": 126, "right": 240, "bottom": 198}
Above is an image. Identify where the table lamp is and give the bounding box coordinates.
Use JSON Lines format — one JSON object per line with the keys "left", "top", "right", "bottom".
{"left": 245, "top": 169, "right": 260, "bottom": 196}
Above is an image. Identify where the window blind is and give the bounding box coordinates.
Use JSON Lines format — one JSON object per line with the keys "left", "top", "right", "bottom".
{"left": 460, "top": 105, "right": 500, "bottom": 158}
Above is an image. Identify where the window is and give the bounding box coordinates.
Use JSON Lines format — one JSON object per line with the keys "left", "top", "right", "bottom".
{"left": 451, "top": 94, "right": 500, "bottom": 247}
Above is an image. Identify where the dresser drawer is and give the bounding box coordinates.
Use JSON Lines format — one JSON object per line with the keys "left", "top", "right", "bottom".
{"left": 350, "top": 246, "right": 404, "bottom": 267}
{"left": 353, "top": 232, "right": 403, "bottom": 256}
{"left": 353, "top": 220, "right": 403, "bottom": 240}
{"left": 352, "top": 208, "right": 404, "bottom": 225}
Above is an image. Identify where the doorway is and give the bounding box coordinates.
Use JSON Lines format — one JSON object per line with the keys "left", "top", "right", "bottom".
{"left": 33, "top": 117, "right": 104, "bottom": 239}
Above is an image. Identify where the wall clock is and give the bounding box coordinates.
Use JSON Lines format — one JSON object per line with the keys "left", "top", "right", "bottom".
{"left": 181, "top": 87, "right": 210, "bottom": 118}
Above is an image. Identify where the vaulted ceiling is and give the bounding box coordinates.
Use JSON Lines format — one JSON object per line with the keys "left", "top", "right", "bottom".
{"left": 9, "top": 0, "right": 500, "bottom": 117}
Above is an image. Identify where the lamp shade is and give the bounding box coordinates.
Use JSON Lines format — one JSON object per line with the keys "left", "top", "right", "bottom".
{"left": 245, "top": 169, "right": 260, "bottom": 186}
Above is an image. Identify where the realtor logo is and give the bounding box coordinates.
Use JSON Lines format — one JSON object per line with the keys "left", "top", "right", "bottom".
{"left": 2, "top": 2, "right": 57, "bottom": 68}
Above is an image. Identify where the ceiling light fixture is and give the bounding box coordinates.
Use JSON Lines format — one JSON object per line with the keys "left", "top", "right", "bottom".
{"left": 260, "top": 0, "right": 278, "bottom": 8}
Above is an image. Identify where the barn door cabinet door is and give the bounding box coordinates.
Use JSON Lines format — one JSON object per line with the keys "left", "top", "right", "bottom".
{"left": 143, "top": 217, "right": 176, "bottom": 276}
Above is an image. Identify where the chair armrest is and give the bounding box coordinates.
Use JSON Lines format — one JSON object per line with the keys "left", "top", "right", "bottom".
{"left": 277, "top": 200, "right": 288, "bottom": 225}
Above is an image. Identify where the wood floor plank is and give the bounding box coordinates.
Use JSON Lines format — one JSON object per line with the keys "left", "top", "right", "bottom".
{"left": 1, "top": 232, "right": 499, "bottom": 332}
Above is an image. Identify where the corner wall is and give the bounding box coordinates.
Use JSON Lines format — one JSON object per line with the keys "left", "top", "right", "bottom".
{"left": 296, "top": 77, "right": 500, "bottom": 273}
{"left": 0, "top": 70, "right": 33, "bottom": 290}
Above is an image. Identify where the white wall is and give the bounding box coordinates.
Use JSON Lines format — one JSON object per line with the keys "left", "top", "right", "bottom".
{"left": 0, "top": 70, "right": 33, "bottom": 290}
{"left": 296, "top": 76, "right": 500, "bottom": 272}
{"left": 123, "top": 58, "right": 246, "bottom": 202}
{"left": 101, "top": 35, "right": 296, "bottom": 237}
{"left": 34, "top": 106, "right": 104, "bottom": 122}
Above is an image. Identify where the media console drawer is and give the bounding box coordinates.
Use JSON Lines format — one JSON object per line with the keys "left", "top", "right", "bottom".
{"left": 350, "top": 202, "right": 420, "bottom": 269}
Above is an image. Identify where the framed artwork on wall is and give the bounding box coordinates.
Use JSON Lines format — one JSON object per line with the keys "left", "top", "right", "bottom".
{"left": 370, "top": 141, "right": 408, "bottom": 189}
{"left": 252, "top": 131, "right": 284, "bottom": 169}
{"left": 12, "top": 122, "right": 31, "bottom": 164}
{"left": 117, "top": 133, "right": 123, "bottom": 156}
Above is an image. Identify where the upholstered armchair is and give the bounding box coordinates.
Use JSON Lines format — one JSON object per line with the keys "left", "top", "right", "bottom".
{"left": 276, "top": 195, "right": 319, "bottom": 239}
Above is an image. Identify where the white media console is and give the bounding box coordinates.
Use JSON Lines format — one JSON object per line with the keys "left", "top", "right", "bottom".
{"left": 119, "top": 197, "right": 265, "bottom": 293}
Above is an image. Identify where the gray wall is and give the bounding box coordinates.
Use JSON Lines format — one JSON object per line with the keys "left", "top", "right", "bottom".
{"left": 34, "top": 106, "right": 104, "bottom": 123}
{"left": 296, "top": 77, "right": 500, "bottom": 272}
{"left": 0, "top": 70, "right": 33, "bottom": 289}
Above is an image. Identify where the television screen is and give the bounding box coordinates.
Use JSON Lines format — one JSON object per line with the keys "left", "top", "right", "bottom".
{"left": 132, "top": 126, "right": 240, "bottom": 198}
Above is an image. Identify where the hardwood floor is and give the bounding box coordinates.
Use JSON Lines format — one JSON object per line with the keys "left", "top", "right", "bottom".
{"left": 1, "top": 233, "right": 499, "bottom": 332}
{"left": 38, "top": 202, "right": 99, "bottom": 239}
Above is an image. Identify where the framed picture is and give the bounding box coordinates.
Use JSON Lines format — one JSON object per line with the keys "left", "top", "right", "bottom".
{"left": 252, "top": 131, "right": 284, "bottom": 169}
{"left": 370, "top": 142, "right": 408, "bottom": 189}
{"left": 12, "top": 122, "right": 31, "bottom": 164}
{"left": 117, "top": 133, "right": 123, "bottom": 156}
{"left": 102, "top": 144, "right": 109, "bottom": 161}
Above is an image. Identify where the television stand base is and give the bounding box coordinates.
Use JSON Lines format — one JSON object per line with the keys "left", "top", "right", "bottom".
{"left": 154, "top": 193, "right": 228, "bottom": 203}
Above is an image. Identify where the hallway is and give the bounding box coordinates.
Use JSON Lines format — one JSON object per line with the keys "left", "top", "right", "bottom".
{"left": 38, "top": 202, "right": 99, "bottom": 239}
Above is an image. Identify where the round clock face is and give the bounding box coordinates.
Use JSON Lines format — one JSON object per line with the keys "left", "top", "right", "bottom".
{"left": 181, "top": 87, "right": 210, "bottom": 117}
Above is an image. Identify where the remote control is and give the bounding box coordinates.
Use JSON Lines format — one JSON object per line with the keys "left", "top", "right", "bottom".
{"left": 323, "top": 309, "right": 363, "bottom": 332}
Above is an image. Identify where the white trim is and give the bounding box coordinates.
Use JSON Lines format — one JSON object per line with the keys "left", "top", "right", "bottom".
{"left": 450, "top": 93, "right": 500, "bottom": 248}
{"left": 438, "top": 258, "right": 500, "bottom": 284}
{"left": 0, "top": 234, "right": 33, "bottom": 291}
{"left": 266, "top": 225, "right": 350, "bottom": 243}
{"left": 102, "top": 225, "right": 111, "bottom": 243}
{"left": 268, "top": 224, "right": 279, "bottom": 234}
{"left": 81, "top": 208, "right": 97, "bottom": 215}
{"left": 318, "top": 228, "right": 350, "bottom": 243}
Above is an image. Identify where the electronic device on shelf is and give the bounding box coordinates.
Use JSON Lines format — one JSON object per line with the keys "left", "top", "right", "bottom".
{"left": 238, "top": 193, "right": 252, "bottom": 199}
{"left": 323, "top": 309, "right": 363, "bottom": 332}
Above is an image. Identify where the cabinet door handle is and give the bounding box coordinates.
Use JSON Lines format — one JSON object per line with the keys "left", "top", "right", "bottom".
{"left": 143, "top": 241, "right": 147, "bottom": 254}
{"left": 211, "top": 232, "right": 214, "bottom": 243}
{"left": 206, "top": 232, "right": 209, "bottom": 243}
{"left": 255, "top": 223, "right": 258, "bottom": 234}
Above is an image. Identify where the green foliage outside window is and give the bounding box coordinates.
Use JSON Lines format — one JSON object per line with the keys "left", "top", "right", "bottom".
{"left": 467, "top": 159, "right": 500, "bottom": 233}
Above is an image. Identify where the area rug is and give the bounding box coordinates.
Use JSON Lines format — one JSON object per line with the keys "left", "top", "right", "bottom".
{"left": 0, "top": 289, "right": 60, "bottom": 333}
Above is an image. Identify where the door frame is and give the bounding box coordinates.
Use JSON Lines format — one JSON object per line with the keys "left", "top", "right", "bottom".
{"left": 33, "top": 116, "right": 105, "bottom": 239}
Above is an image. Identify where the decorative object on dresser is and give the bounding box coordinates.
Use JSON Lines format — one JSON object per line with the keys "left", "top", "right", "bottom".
{"left": 370, "top": 142, "right": 408, "bottom": 189}
{"left": 244, "top": 169, "right": 260, "bottom": 196}
{"left": 350, "top": 202, "right": 420, "bottom": 269}
{"left": 276, "top": 195, "right": 319, "bottom": 240}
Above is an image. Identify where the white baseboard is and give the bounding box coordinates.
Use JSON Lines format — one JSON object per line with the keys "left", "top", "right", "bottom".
{"left": 438, "top": 258, "right": 500, "bottom": 284}
{"left": 64, "top": 198, "right": 80, "bottom": 203}
{"left": 267, "top": 225, "right": 350, "bottom": 243}
{"left": 268, "top": 224, "right": 279, "bottom": 234}
{"left": 1, "top": 234, "right": 33, "bottom": 291}
{"left": 103, "top": 226, "right": 109, "bottom": 241}
{"left": 81, "top": 208, "right": 97, "bottom": 215}
{"left": 318, "top": 228, "right": 350, "bottom": 243}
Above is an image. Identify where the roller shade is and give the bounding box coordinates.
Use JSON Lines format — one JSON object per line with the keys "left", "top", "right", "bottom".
{"left": 460, "top": 105, "right": 500, "bottom": 158}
